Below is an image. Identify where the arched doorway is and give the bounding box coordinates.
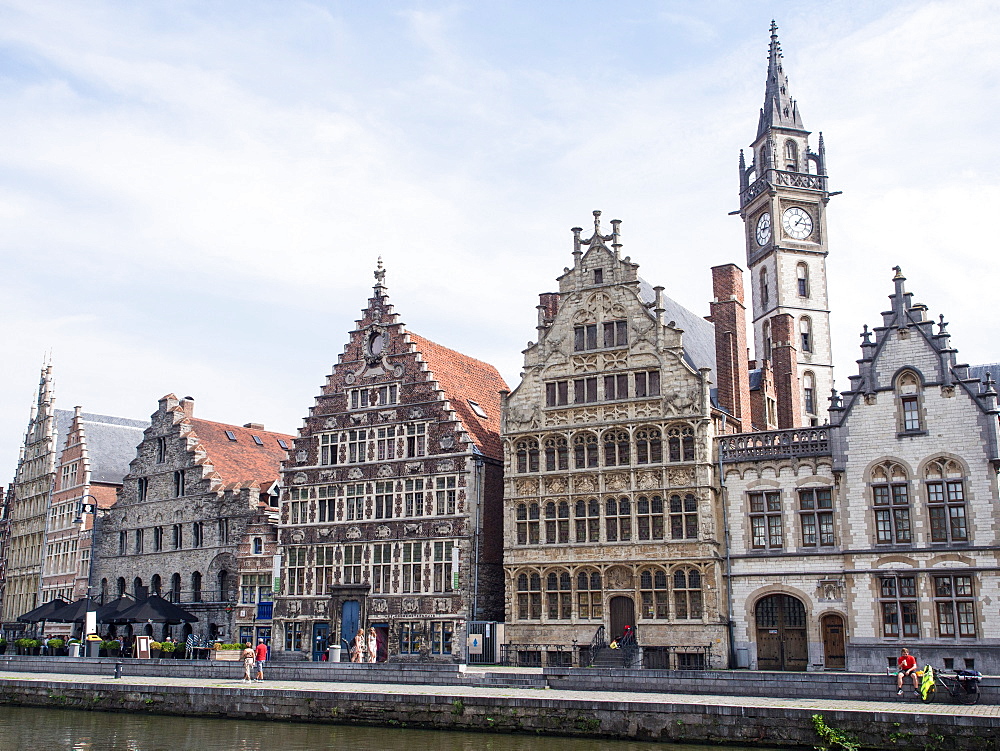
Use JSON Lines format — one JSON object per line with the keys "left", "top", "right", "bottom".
{"left": 609, "top": 596, "right": 635, "bottom": 642}
{"left": 755, "top": 594, "right": 808, "bottom": 671}
{"left": 821, "top": 613, "right": 846, "bottom": 670}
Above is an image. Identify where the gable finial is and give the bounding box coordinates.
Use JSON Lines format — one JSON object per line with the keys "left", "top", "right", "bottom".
{"left": 892, "top": 265, "right": 904, "bottom": 281}
{"left": 373, "top": 256, "right": 387, "bottom": 297}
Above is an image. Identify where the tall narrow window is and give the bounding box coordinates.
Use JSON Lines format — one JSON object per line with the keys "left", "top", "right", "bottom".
{"left": 406, "top": 423, "right": 427, "bottom": 457}
{"left": 137, "top": 478, "right": 148, "bottom": 502}
{"left": 634, "top": 371, "right": 660, "bottom": 398}
{"left": 543, "top": 437, "right": 569, "bottom": 471}
{"left": 546, "top": 571, "right": 572, "bottom": 620}
{"left": 401, "top": 542, "right": 422, "bottom": 593}
{"left": 604, "top": 497, "right": 631, "bottom": 542}
{"left": 435, "top": 477, "right": 456, "bottom": 515}
{"left": 374, "top": 481, "right": 393, "bottom": 519}
{"left": 315, "top": 546, "right": 335, "bottom": 595}
{"left": 602, "top": 320, "right": 628, "bottom": 348}
{"left": 543, "top": 501, "right": 570, "bottom": 544}
{"left": 796, "top": 262, "right": 809, "bottom": 297}
{"left": 545, "top": 381, "right": 570, "bottom": 407}
{"left": 192, "top": 521, "right": 203, "bottom": 547}
{"left": 799, "top": 317, "right": 812, "bottom": 353}
{"left": 347, "top": 429, "right": 367, "bottom": 463}
{"left": 635, "top": 429, "right": 662, "bottom": 464}
{"left": 318, "top": 486, "right": 335, "bottom": 522}
{"left": 153, "top": 526, "right": 163, "bottom": 551}
{"left": 573, "top": 377, "right": 598, "bottom": 404}
{"left": 576, "top": 570, "right": 602, "bottom": 619}
{"left": 156, "top": 437, "right": 166, "bottom": 463}
{"left": 925, "top": 458, "right": 968, "bottom": 543}
{"left": 639, "top": 569, "right": 669, "bottom": 619}
{"left": 603, "top": 373, "right": 629, "bottom": 401}
{"left": 342, "top": 544, "right": 363, "bottom": 585}
{"left": 515, "top": 503, "right": 540, "bottom": 545}
{"left": 636, "top": 496, "right": 664, "bottom": 540}
{"left": 516, "top": 440, "right": 539, "bottom": 473}
{"left": 173, "top": 470, "right": 186, "bottom": 498}
{"left": 574, "top": 499, "right": 600, "bottom": 542}
{"left": 191, "top": 571, "right": 203, "bottom": 602}
{"left": 749, "top": 490, "right": 782, "bottom": 549}
{"left": 784, "top": 139, "right": 798, "bottom": 171}
{"left": 345, "top": 483, "right": 364, "bottom": 522}
{"left": 172, "top": 524, "right": 182, "bottom": 549}
{"left": 573, "top": 433, "right": 599, "bottom": 468}
{"left": 673, "top": 568, "right": 703, "bottom": 619}
{"left": 896, "top": 371, "right": 923, "bottom": 433}
{"left": 517, "top": 572, "right": 542, "bottom": 620}
{"left": 603, "top": 431, "right": 629, "bottom": 466}
{"left": 760, "top": 269, "right": 769, "bottom": 310}
{"left": 370, "top": 542, "right": 392, "bottom": 594}
{"left": 872, "top": 461, "right": 911, "bottom": 544}
{"left": 762, "top": 319, "right": 772, "bottom": 360}
{"left": 319, "top": 433, "right": 338, "bottom": 465}
{"left": 432, "top": 541, "right": 455, "bottom": 592}
{"left": 404, "top": 479, "right": 425, "bottom": 517}
{"left": 670, "top": 493, "right": 698, "bottom": 540}
{"left": 880, "top": 575, "right": 919, "bottom": 638}
{"left": 803, "top": 371, "right": 816, "bottom": 416}
{"left": 376, "top": 426, "right": 396, "bottom": 461}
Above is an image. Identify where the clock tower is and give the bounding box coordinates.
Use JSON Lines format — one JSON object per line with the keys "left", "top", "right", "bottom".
{"left": 739, "top": 21, "right": 834, "bottom": 426}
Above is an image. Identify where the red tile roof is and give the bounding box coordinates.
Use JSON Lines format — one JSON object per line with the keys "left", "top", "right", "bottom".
{"left": 407, "top": 333, "right": 508, "bottom": 460}
{"left": 187, "top": 418, "right": 293, "bottom": 488}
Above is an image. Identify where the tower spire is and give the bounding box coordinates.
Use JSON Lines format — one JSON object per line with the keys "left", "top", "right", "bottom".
{"left": 758, "top": 20, "right": 804, "bottom": 137}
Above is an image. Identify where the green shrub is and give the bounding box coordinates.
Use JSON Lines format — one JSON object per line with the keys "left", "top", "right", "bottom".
{"left": 15, "top": 638, "right": 39, "bottom": 649}
{"left": 46, "top": 638, "right": 64, "bottom": 649}
{"left": 102, "top": 640, "right": 121, "bottom": 651}
{"left": 150, "top": 641, "right": 162, "bottom": 651}
{"left": 158, "top": 641, "right": 175, "bottom": 653}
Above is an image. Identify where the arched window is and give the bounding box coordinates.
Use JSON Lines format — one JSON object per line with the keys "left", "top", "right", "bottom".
{"left": 544, "top": 501, "right": 570, "bottom": 544}
{"left": 667, "top": 425, "right": 695, "bottom": 462}
{"left": 151, "top": 574, "right": 162, "bottom": 596}
{"left": 516, "top": 439, "right": 539, "bottom": 473}
{"left": 762, "top": 319, "right": 772, "bottom": 360}
{"left": 799, "top": 317, "right": 812, "bottom": 353}
{"left": 603, "top": 431, "right": 629, "bottom": 467}
{"left": 871, "top": 461, "right": 912, "bottom": 544}
{"left": 191, "top": 571, "right": 203, "bottom": 602}
{"left": 170, "top": 573, "right": 181, "bottom": 603}
{"left": 574, "top": 499, "right": 600, "bottom": 542}
{"left": 543, "top": 436, "right": 568, "bottom": 471}
{"left": 636, "top": 495, "right": 664, "bottom": 540}
{"left": 133, "top": 577, "right": 143, "bottom": 596}
{"left": 546, "top": 571, "right": 572, "bottom": 620}
{"left": 173, "top": 470, "right": 185, "bottom": 498}
{"left": 925, "top": 458, "right": 968, "bottom": 543}
{"left": 784, "top": 139, "right": 798, "bottom": 171}
{"left": 218, "top": 570, "right": 229, "bottom": 602}
{"left": 796, "top": 262, "right": 809, "bottom": 297}
{"left": 896, "top": 371, "right": 923, "bottom": 433}
{"left": 635, "top": 429, "right": 662, "bottom": 464}
{"left": 573, "top": 433, "right": 599, "bottom": 469}
{"left": 516, "top": 572, "right": 541, "bottom": 620}
{"left": 116, "top": 577, "right": 126, "bottom": 598}
{"left": 669, "top": 493, "right": 698, "bottom": 540}
{"left": 672, "top": 567, "right": 703, "bottom": 619}
{"left": 576, "top": 570, "right": 603, "bottom": 620}
{"left": 639, "top": 568, "right": 668, "bottom": 619}
{"left": 605, "top": 497, "right": 631, "bottom": 542}
{"left": 803, "top": 371, "right": 816, "bottom": 416}
{"left": 100, "top": 578, "right": 109, "bottom": 603}
{"left": 515, "top": 503, "right": 540, "bottom": 545}
{"left": 760, "top": 268, "right": 770, "bottom": 310}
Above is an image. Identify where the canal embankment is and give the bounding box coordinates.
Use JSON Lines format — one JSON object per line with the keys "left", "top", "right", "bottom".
{"left": 1, "top": 666, "right": 998, "bottom": 749}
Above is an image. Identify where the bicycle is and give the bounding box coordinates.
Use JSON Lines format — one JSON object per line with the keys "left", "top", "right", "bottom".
{"left": 918, "top": 664, "right": 982, "bottom": 705}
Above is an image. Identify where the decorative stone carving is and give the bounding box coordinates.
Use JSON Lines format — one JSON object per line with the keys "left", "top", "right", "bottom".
{"left": 403, "top": 523, "right": 421, "bottom": 536}
{"left": 663, "top": 387, "right": 698, "bottom": 415}
{"left": 607, "top": 566, "right": 633, "bottom": 589}
{"left": 818, "top": 579, "right": 844, "bottom": 601}
{"left": 350, "top": 413, "right": 364, "bottom": 425}
{"left": 603, "top": 351, "right": 628, "bottom": 370}
{"left": 637, "top": 471, "right": 659, "bottom": 489}
{"left": 319, "top": 470, "right": 335, "bottom": 482}
{"left": 348, "top": 467, "right": 363, "bottom": 480}
{"left": 402, "top": 598, "right": 418, "bottom": 613}
{"left": 545, "top": 410, "right": 570, "bottom": 426}
{"left": 605, "top": 473, "right": 629, "bottom": 491}
{"left": 375, "top": 525, "right": 391, "bottom": 539}
{"left": 323, "top": 417, "right": 337, "bottom": 429}
{"left": 667, "top": 468, "right": 693, "bottom": 487}
{"left": 290, "top": 530, "right": 305, "bottom": 543}
{"left": 516, "top": 478, "right": 537, "bottom": 496}
{"left": 393, "top": 364, "right": 404, "bottom": 378}
{"left": 371, "top": 599, "right": 388, "bottom": 613}
{"left": 292, "top": 472, "right": 308, "bottom": 485}
{"left": 545, "top": 477, "right": 568, "bottom": 494}
{"left": 286, "top": 600, "right": 301, "bottom": 615}
{"left": 864, "top": 393, "right": 877, "bottom": 405}
{"left": 571, "top": 355, "right": 599, "bottom": 373}
{"left": 405, "top": 462, "right": 422, "bottom": 474}
{"left": 941, "top": 385, "right": 955, "bottom": 398}
{"left": 318, "top": 527, "right": 331, "bottom": 538}
{"left": 346, "top": 526, "right": 362, "bottom": 540}
{"left": 440, "top": 434, "right": 455, "bottom": 449}
{"left": 506, "top": 404, "right": 540, "bottom": 430}
{"left": 315, "top": 600, "right": 328, "bottom": 615}
{"left": 408, "top": 407, "right": 423, "bottom": 419}
{"left": 434, "top": 522, "right": 453, "bottom": 535}
{"left": 437, "top": 459, "right": 455, "bottom": 472}
{"left": 603, "top": 406, "right": 629, "bottom": 421}
{"left": 634, "top": 401, "right": 660, "bottom": 418}
{"left": 379, "top": 410, "right": 397, "bottom": 422}
{"left": 434, "top": 598, "right": 451, "bottom": 613}
{"left": 344, "top": 372, "right": 357, "bottom": 385}
{"left": 295, "top": 450, "right": 308, "bottom": 464}
{"left": 377, "top": 464, "right": 393, "bottom": 478}
{"left": 574, "top": 475, "right": 598, "bottom": 492}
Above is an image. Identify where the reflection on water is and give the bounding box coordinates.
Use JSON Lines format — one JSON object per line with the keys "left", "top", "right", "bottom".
{"left": 0, "top": 705, "right": 782, "bottom": 751}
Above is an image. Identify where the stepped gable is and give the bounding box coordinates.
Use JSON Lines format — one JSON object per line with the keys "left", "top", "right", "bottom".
{"left": 186, "top": 418, "right": 293, "bottom": 488}
{"left": 407, "top": 332, "right": 507, "bottom": 461}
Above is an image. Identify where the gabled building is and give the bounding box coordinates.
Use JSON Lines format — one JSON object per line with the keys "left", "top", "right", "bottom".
{"left": 272, "top": 263, "right": 507, "bottom": 662}
{"left": 721, "top": 269, "right": 1000, "bottom": 672}
{"left": 501, "top": 213, "right": 736, "bottom": 669}
{"left": 41, "top": 406, "right": 148, "bottom": 626}
{"left": 92, "top": 394, "right": 292, "bottom": 641}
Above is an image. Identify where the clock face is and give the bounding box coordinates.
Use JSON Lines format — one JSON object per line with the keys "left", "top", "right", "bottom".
{"left": 781, "top": 207, "right": 813, "bottom": 240}
{"left": 755, "top": 213, "right": 771, "bottom": 246}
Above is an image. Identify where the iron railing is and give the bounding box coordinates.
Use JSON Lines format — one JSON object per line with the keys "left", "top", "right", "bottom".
{"left": 719, "top": 427, "right": 831, "bottom": 463}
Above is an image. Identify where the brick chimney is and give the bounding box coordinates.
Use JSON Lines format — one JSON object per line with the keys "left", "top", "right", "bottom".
{"left": 537, "top": 292, "right": 560, "bottom": 327}
{"left": 708, "top": 264, "right": 751, "bottom": 431}
{"left": 179, "top": 396, "right": 195, "bottom": 418}
{"left": 770, "top": 314, "right": 803, "bottom": 428}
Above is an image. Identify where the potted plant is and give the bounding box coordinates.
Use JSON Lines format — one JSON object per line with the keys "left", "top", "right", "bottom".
{"left": 149, "top": 641, "right": 162, "bottom": 658}
{"left": 209, "top": 642, "right": 243, "bottom": 661}
{"left": 46, "top": 638, "right": 65, "bottom": 656}
{"left": 0, "top": 638, "right": 7, "bottom": 655}
{"left": 15, "top": 638, "right": 39, "bottom": 655}
{"left": 102, "top": 639, "right": 121, "bottom": 657}
{"left": 159, "top": 641, "right": 175, "bottom": 657}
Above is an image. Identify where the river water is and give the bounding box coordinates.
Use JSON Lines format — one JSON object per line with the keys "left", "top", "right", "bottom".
{"left": 0, "top": 705, "right": 783, "bottom": 750}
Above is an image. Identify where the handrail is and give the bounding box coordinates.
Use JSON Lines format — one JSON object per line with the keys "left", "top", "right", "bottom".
{"left": 719, "top": 427, "right": 831, "bottom": 463}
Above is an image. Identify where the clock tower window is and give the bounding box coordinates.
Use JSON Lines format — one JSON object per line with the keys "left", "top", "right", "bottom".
{"left": 796, "top": 263, "right": 810, "bottom": 297}
{"left": 760, "top": 269, "right": 770, "bottom": 310}
{"left": 784, "top": 140, "right": 798, "bottom": 171}
{"left": 800, "top": 317, "right": 813, "bottom": 353}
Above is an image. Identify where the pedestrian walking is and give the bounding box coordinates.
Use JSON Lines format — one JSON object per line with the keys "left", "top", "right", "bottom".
{"left": 254, "top": 640, "right": 268, "bottom": 682}
{"left": 367, "top": 627, "right": 378, "bottom": 663}
{"left": 241, "top": 643, "right": 255, "bottom": 683}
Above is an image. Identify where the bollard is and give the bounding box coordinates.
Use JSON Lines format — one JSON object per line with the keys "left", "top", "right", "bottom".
{"left": 114, "top": 661, "right": 123, "bottom": 679}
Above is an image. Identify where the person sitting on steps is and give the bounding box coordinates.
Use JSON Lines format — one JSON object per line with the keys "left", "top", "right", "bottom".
{"left": 896, "top": 647, "right": 918, "bottom": 695}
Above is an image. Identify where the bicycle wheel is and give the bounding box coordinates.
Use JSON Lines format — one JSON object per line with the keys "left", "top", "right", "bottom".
{"left": 921, "top": 683, "right": 937, "bottom": 703}
{"left": 959, "top": 687, "right": 980, "bottom": 705}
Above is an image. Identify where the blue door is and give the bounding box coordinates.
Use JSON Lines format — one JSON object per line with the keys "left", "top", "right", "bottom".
{"left": 341, "top": 600, "right": 360, "bottom": 648}
{"left": 312, "top": 622, "right": 329, "bottom": 662}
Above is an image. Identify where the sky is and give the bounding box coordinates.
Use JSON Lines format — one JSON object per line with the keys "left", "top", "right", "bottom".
{"left": 0, "top": 0, "right": 997, "bottom": 474}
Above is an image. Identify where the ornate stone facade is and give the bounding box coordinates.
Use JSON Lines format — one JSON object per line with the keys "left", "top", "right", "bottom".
{"left": 271, "top": 263, "right": 506, "bottom": 662}
{"left": 502, "top": 213, "right": 729, "bottom": 667}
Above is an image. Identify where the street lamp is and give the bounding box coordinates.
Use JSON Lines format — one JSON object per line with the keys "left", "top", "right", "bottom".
{"left": 73, "top": 494, "right": 99, "bottom": 602}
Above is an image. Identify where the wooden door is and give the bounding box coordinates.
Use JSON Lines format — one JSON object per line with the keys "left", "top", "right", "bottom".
{"left": 755, "top": 594, "right": 808, "bottom": 671}
{"left": 822, "top": 614, "right": 846, "bottom": 670}
{"left": 609, "top": 596, "right": 635, "bottom": 641}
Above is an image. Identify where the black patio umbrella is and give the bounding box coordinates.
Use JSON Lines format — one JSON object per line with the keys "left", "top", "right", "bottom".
{"left": 47, "top": 597, "right": 98, "bottom": 623}
{"left": 16, "top": 598, "right": 70, "bottom": 623}
{"left": 110, "top": 595, "right": 199, "bottom": 624}
{"left": 96, "top": 596, "right": 137, "bottom": 623}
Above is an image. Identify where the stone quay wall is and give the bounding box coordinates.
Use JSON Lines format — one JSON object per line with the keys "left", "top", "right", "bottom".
{"left": 1, "top": 675, "right": 999, "bottom": 749}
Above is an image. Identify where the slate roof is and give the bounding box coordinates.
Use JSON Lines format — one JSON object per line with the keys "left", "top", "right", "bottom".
{"left": 967, "top": 364, "right": 1000, "bottom": 384}
{"left": 407, "top": 333, "right": 508, "bottom": 461}
{"left": 53, "top": 410, "right": 149, "bottom": 485}
{"left": 748, "top": 368, "right": 763, "bottom": 392}
{"left": 187, "top": 418, "right": 293, "bottom": 488}
{"left": 638, "top": 278, "right": 718, "bottom": 378}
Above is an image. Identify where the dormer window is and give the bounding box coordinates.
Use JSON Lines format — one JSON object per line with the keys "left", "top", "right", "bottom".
{"left": 594, "top": 269, "right": 604, "bottom": 284}
{"left": 225, "top": 430, "right": 237, "bottom": 441}
{"left": 252, "top": 435, "right": 264, "bottom": 446}
{"left": 896, "top": 371, "right": 924, "bottom": 433}
{"left": 468, "top": 400, "right": 488, "bottom": 419}
{"left": 277, "top": 439, "right": 288, "bottom": 450}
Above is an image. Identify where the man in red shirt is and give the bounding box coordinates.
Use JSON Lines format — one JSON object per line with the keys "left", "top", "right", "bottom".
{"left": 896, "top": 647, "right": 918, "bottom": 695}
{"left": 254, "top": 640, "right": 268, "bottom": 682}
